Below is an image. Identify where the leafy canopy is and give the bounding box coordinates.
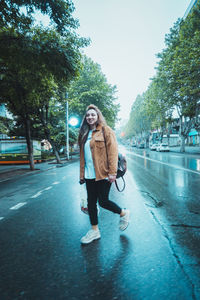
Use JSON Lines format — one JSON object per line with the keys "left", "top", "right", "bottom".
{"left": 0, "top": 0, "right": 79, "bottom": 34}
{"left": 67, "top": 56, "right": 120, "bottom": 128}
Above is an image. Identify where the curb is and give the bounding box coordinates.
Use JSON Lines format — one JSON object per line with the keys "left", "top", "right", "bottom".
{"left": 0, "top": 156, "right": 79, "bottom": 184}
{"left": 0, "top": 165, "right": 57, "bottom": 184}
{"left": 169, "top": 149, "right": 200, "bottom": 156}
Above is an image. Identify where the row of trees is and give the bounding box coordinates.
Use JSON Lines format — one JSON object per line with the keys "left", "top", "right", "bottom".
{"left": 125, "top": 0, "right": 200, "bottom": 152}
{"left": 0, "top": 0, "right": 119, "bottom": 169}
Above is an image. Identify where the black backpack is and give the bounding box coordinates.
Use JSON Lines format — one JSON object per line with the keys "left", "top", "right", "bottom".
{"left": 102, "top": 127, "right": 127, "bottom": 192}
{"left": 117, "top": 153, "right": 127, "bottom": 178}
{"left": 115, "top": 153, "right": 127, "bottom": 192}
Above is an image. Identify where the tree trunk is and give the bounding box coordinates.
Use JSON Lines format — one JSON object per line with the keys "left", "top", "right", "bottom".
{"left": 160, "top": 129, "right": 163, "bottom": 143}
{"left": 52, "top": 143, "right": 62, "bottom": 164}
{"left": 167, "top": 135, "right": 170, "bottom": 146}
{"left": 40, "top": 109, "right": 62, "bottom": 164}
{"left": 180, "top": 135, "right": 186, "bottom": 153}
{"left": 166, "top": 125, "right": 171, "bottom": 146}
{"left": 46, "top": 133, "right": 62, "bottom": 164}
{"left": 25, "top": 119, "right": 35, "bottom": 170}
{"left": 179, "top": 115, "right": 194, "bottom": 153}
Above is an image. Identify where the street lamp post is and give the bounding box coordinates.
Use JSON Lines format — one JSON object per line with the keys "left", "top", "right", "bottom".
{"left": 66, "top": 92, "right": 69, "bottom": 160}
{"left": 65, "top": 92, "right": 79, "bottom": 160}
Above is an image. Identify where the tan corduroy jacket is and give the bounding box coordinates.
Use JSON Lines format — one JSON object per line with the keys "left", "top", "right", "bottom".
{"left": 80, "top": 124, "right": 118, "bottom": 181}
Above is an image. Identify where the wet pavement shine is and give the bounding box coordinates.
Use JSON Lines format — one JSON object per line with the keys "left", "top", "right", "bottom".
{"left": 0, "top": 152, "right": 199, "bottom": 299}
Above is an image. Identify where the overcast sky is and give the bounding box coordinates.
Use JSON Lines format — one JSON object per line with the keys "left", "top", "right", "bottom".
{"left": 72, "top": 0, "right": 191, "bottom": 123}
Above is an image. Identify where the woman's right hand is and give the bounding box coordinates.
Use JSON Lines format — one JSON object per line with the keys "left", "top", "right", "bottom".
{"left": 108, "top": 174, "right": 116, "bottom": 183}
{"left": 79, "top": 178, "right": 85, "bottom": 185}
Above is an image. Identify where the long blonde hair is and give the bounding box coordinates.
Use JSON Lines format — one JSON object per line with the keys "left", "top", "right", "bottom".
{"left": 78, "top": 104, "right": 107, "bottom": 146}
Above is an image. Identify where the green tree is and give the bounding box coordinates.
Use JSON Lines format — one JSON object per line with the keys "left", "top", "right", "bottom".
{"left": 67, "top": 56, "right": 120, "bottom": 128}
{"left": 0, "top": 24, "right": 88, "bottom": 169}
{"left": 125, "top": 94, "right": 151, "bottom": 145}
{"left": 125, "top": 1, "right": 200, "bottom": 149}
{"left": 172, "top": 2, "right": 200, "bottom": 138}
{"left": 0, "top": 0, "right": 78, "bottom": 34}
{"left": 144, "top": 81, "right": 173, "bottom": 142}
{"left": 154, "top": 2, "right": 200, "bottom": 151}
{"left": 0, "top": 116, "right": 13, "bottom": 135}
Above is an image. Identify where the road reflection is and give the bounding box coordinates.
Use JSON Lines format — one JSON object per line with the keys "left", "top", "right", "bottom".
{"left": 125, "top": 147, "right": 200, "bottom": 212}
{"left": 80, "top": 235, "right": 134, "bottom": 299}
{"left": 128, "top": 147, "right": 200, "bottom": 173}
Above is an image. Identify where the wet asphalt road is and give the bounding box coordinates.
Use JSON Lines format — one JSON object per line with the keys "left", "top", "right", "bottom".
{"left": 125, "top": 146, "right": 200, "bottom": 215}
{"left": 0, "top": 150, "right": 200, "bottom": 299}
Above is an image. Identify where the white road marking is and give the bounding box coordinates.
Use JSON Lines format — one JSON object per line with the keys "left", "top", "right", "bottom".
{"left": 31, "top": 186, "right": 53, "bottom": 198}
{"left": 52, "top": 182, "right": 60, "bottom": 185}
{"left": 0, "top": 217, "right": 4, "bottom": 221}
{"left": 31, "top": 191, "right": 42, "bottom": 198}
{"left": 130, "top": 151, "right": 200, "bottom": 176}
{"left": 10, "top": 202, "right": 27, "bottom": 210}
{"left": 44, "top": 186, "right": 52, "bottom": 191}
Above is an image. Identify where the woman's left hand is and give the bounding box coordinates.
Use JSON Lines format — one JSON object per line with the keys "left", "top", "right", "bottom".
{"left": 108, "top": 175, "right": 116, "bottom": 183}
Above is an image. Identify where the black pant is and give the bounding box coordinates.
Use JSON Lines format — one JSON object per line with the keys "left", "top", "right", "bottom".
{"left": 85, "top": 179, "right": 122, "bottom": 225}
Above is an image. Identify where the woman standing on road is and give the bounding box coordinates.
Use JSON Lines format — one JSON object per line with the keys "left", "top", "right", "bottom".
{"left": 78, "top": 104, "right": 130, "bottom": 244}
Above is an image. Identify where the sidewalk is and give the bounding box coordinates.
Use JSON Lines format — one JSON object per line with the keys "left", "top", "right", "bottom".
{"left": 169, "top": 145, "right": 200, "bottom": 155}
{"left": 0, "top": 155, "right": 79, "bottom": 183}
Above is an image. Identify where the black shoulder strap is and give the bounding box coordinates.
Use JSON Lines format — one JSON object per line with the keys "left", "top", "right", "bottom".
{"left": 115, "top": 177, "right": 126, "bottom": 192}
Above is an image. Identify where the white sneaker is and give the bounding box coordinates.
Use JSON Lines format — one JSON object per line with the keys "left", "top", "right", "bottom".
{"left": 81, "top": 229, "right": 101, "bottom": 244}
{"left": 119, "top": 209, "right": 130, "bottom": 231}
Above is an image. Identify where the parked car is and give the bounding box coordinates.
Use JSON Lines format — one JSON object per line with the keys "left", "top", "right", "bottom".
{"left": 138, "top": 143, "right": 145, "bottom": 149}
{"left": 156, "top": 143, "right": 170, "bottom": 152}
{"left": 155, "top": 144, "right": 161, "bottom": 151}
{"left": 150, "top": 144, "right": 157, "bottom": 151}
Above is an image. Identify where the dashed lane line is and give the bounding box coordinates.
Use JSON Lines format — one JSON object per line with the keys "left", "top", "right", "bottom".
{"left": 0, "top": 183, "right": 59, "bottom": 222}
{"left": 31, "top": 191, "right": 42, "bottom": 199}
{"left": 44, "top": 186, "right": 52, "bottom": 191}
{"left": 31, "top": 185, "right": 54, "bottom": 199}
{"left": 10, "top": 202, "right": 27, "bottom": 210}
